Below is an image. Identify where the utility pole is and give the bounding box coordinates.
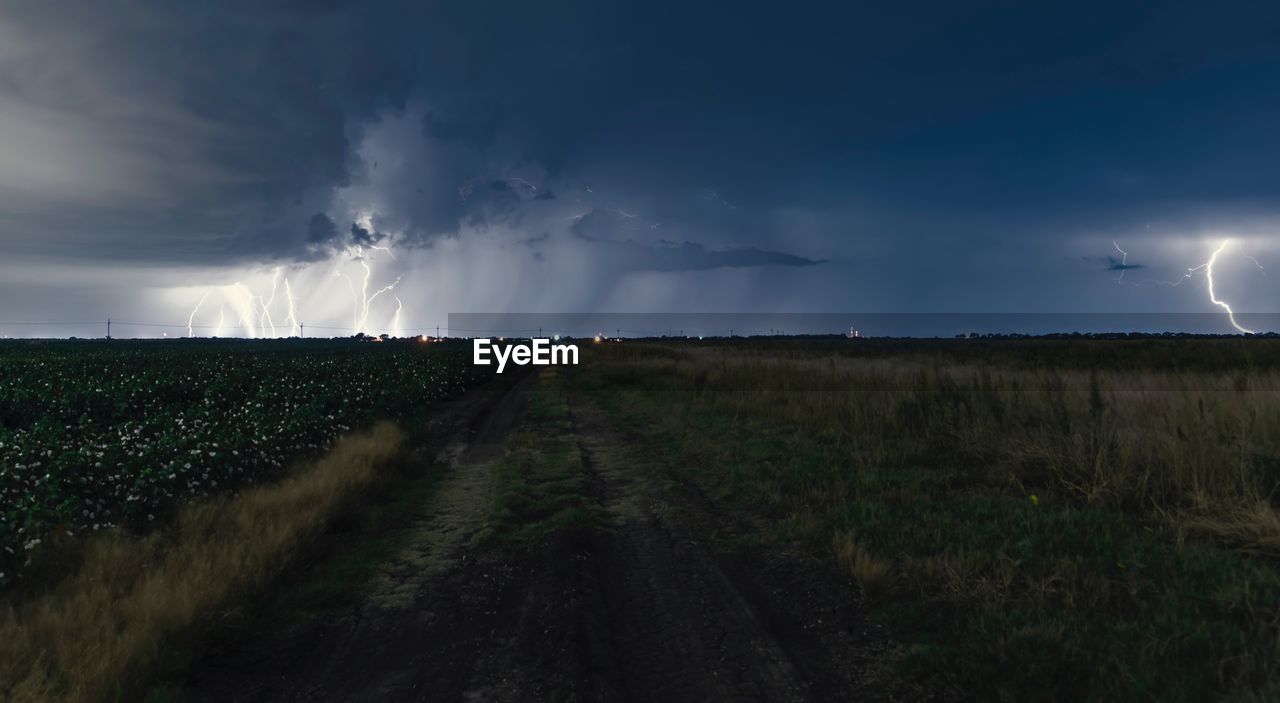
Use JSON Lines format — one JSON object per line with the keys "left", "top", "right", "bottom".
{"left": 436, "top": 325, "right": 440, "bottom": 339}
{"left": 300, "top": 322, "right": 304, "bottom": 338}
{"left": 616, "top": 328, "right": 620, "bottom": 339}
{"left": 106, "top": 318, "right": 111, "bottom": 340}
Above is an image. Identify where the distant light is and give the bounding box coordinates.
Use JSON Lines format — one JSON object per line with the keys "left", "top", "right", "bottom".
{"left": 553, "top": 333, "right": 560, "bottom": 341}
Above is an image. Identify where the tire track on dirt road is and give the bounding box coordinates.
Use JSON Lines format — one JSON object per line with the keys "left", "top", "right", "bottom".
{"left": 186, "top": 373, "right": 536, "bottom": 702}
{"left": 185, "top": 371, "right": 894, "bottom": 702}
{"left": 566, "top": 390, "right": 889, "bottom": 703}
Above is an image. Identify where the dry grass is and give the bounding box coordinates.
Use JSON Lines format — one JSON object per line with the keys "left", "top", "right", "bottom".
{"left": 0, "top": 421, "right": 405, "bottom": 703}
{"left": 1182, "top": 501, "right": 1280, "bottom": 557}
{"left": 833, "top": 530, "right": 895, "bottom": 600}
{"left": 582, "top": 342, "right": 1280, "bottom": 699}
{"left": 606, "top": 347, "right": 1280, "bottom": 528}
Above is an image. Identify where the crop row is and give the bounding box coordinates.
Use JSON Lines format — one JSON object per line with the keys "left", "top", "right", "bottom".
{"left": 0, "top": 340, "right": 489, "bottom": 585}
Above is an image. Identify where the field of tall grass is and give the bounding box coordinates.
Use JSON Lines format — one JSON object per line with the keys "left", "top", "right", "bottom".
{"left": 580, "top": 339, "right": 1280, "bottom": 701}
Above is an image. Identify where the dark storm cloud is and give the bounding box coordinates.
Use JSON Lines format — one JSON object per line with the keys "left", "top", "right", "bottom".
{"left": 423, "top": 106, "right": 504, "bottom": 149}
{"left": 349, "top": 223, "right": 385, "bottom": 247}
{"left": 1083, "top": 254, "right": 1145, "bottom": 272}
{"left": 304, "top": 211, "right": 389, "bottom": 254}
{"left": 557, "top": 208, "right": 821, "bottom": 269}
{"left": 570, "top": 210, "right": 650, "bottom": 241}
{"left": 1107, "top": 258, "right": 1144, "bottom": 272}
{"left": 590, "top": 240, "right": 824, "bottom": 273}
{"left": 306, "top": 213, "right": 339, "bottom": 246}
{"left": 0, "top": 0, "right": 418, "bottom": 263}
{"left": 2, "top": 0, "right": 1280, "bottom": 311}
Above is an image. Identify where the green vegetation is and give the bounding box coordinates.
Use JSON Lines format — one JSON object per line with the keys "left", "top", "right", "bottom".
{"left": 684, "top": 335, "right": 1280, "bottom": 373}
{"left": 0, "top": 339, "right": 487, "bottom": 585}
{"left": 266, "top": 465, "right": 449, "bottom": 616}
{"left": 578, "top": 341, "right": 1280, "bottom": 702}
{"left": 483, "top": 370, "right": 591, "bottom": 548}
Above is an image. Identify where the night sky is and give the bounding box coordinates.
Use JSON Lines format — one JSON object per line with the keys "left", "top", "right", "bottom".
{"left": 2, "top": 1, "right": 1280, "bottom": 337}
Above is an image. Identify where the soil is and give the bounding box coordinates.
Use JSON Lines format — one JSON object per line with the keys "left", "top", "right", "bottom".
{"left": 183, "top": 372, "right": 904, "bottom": 702}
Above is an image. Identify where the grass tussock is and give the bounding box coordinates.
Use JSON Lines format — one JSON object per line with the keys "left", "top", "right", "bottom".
{"left": 0, "top": 421, "right": 405, "bottom": 703}
{"left": 580, "top": 341, "right": 1280, "bottom": 700}
{"left": 833, "top": 530, "right": 894, "bottom": 600}
{"left": 1183, "top": 501, "right": 1280, "bottom": 557}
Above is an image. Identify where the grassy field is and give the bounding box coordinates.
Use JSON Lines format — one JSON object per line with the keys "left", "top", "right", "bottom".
{"left": 577, "top": 339, "right": 1280, "bottom": 701}
{"left": 6, "top": 337, "right": 1280, "bottom": 701}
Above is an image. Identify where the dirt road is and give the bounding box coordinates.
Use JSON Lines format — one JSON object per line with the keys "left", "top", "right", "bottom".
{"left": 184, "top": 370, "right": 891, "bottom": 702}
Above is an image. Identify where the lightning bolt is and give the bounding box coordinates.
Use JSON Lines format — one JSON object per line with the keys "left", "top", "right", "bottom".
{"left": 284, "top": 278, "right": 300, "bottom": 336}
{"left": 170, "top": 233, "right": 406, "bottom": 338}
{"left": 359, "top": 275, "right": 401, "bottom": 334}
{"left": 224, "top": 282, "right": 259, "bottom": 338}
{"left": 390, "top": 295, "right": 403, "bottom": 337}
{"left": 259, "top": 267, "right": 281, "bottom": 338}
{"left": 327, "top": 245, "right": 404, "bottom": 335}
{"left": 1112, "top": 241, "right": 1130, "bottom": 283}
{"left": 357, "top": 257, "right": 372, "bottom": 333}
{"left": 1200, "top": 239, "right": 1254, "bottom": 334}
{"left": 187, "top": 291, "right": 210, "bottom": 338}
{"left": 1112, "top": 237, "right": 1261, "bottom": 334}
